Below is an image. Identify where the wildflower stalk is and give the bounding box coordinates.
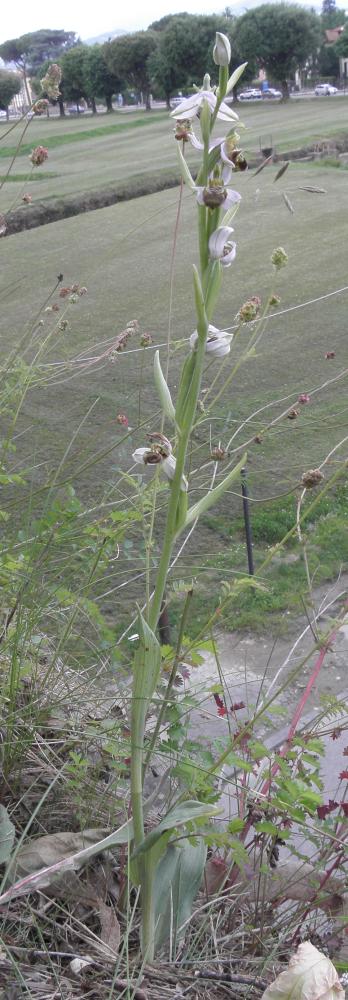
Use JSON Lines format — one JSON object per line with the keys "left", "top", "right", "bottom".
{"left": 130, "top": 38, "right": 248, "bottom": 959}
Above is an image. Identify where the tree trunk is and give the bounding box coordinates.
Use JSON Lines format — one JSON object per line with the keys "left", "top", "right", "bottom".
{"left": 145, "top": 91, "right": 152, "bottom": 111}
{"left": 58, "top": 97, "right": 65, "bottom": 117}
{"left": 91, "top": 97, "right": 97, "bottom": 114}
{"left": 105, "top": 94, "right": 113, "bottom": 112}
{"left": 281, "top": 79, "right": 290, "bottom": 100}
{"left": 166, "top": 94, "right": 171, "bottom": 110}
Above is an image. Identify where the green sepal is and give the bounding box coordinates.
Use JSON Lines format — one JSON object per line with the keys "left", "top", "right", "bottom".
{"left": 184, "top": 453, "right": 247, "bottom": 527}
{"left": 154, "top": 350, "right": 176, "bottom": 424}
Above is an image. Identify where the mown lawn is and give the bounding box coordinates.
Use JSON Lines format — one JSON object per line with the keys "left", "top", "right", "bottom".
{"left": 1, "top": 97, "right": 348, "bottom": 211}
{"left": 1, "top": 119, "right": 347, "bottom": 633}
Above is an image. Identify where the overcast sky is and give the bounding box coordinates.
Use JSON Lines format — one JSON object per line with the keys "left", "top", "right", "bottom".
{"left": 1, "top": 0, "right": 347, "bottom": 44}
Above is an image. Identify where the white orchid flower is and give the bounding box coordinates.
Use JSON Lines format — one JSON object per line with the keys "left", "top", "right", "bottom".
{"left": 261, "top": 942, "right": 344, "bottom": 1000}
{"left": 132, "top": 445, "right": 187, "bottom": 492}
{"left": 171, "top": 90, "right": 238, "bottom": 122}
{"left": 190, "top": 324, "right": 233, "bottom": 358}
{"left": 209, "top": 226, "right": 237, "bottom": 267}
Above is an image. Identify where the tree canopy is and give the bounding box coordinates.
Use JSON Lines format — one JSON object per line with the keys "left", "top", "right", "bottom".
{"left": 0, "top": 29, "right": 76, "bottom": 104}
{"left": 0, "top": 69, "right": 21, "bottom": 113}
{"left": 104, "top": 31, "right": 158, "bottom": 109}
{"left": 234, "top": 3, "right": 321, "bottom": 95}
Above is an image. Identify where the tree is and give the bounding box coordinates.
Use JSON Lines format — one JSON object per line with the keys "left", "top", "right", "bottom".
{"left": 104, "top": 31, "right": 158, "bottom": 110}
{"left": 60, "top": 46, "right": 86, "bottom": 111}
{"left": 0, "top": 69, "right": 21, "bottom": 118}
{"left": 321, "top": 0, "right": 345, "bottom": 28}
{"left": 83, "top": 46, "right": 122, "bottom": 112}
{"left": 234, "top": 3, "right": 321, "bottom": 98}
{"left": 333, "top": 24, "right": 348, "bottom": 57}
{"left": 0, "top": 30, "right": 76, "bottom": 106}
{"left": 149, "top": 13, "right": 246, "bottom": 107}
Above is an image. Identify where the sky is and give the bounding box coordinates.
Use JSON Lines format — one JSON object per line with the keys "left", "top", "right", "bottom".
{"left": 1, "top": 0, "right": 347, "bottom": 44}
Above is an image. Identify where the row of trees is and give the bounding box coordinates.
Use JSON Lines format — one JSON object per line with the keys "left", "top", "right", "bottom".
{"left": 0, "top": 3, "right": 348, "bottom": 116}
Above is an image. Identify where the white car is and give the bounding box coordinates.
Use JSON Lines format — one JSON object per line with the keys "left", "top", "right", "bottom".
{"left": 238, "top": 89, "right": 262, "bottom": 101}
{"left": 261, "top": 88, "right": 282, "bottom": 99}
{"left": 315, "top": 83, "right": 338, "bottom": 96}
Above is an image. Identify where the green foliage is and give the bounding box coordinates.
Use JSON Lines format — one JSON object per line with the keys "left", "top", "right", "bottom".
{"left": 104, "top": 31, "right": 159, "bottom": 107}
{"left": 0, "top": 69, "right": 21, "bottom": 111}
{"left": 234, "top": 3, "right": 321, "bottom": 92}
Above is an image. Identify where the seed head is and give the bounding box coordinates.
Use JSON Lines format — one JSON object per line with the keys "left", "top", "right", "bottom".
{"left": 117, "top": 413, "right": 129, "bottom": 427}
{"left": 40, "top": 63, "right": 62, "bottom": 100}
{"left": 287, "top": 408, "right": 299, "bottom": 420}
{"left": 238, "top": 297, "right": 261, "bottom": 323}
{"left": 325, "top": 351, "right": 335, "bottom": 359}
{"left": 58, "top": 319, "right": 68, "bottom": 331}
{"left": 301, "top": 468, "right": 324, "bottom": 488}
{"left": 22, "top": 193, "right": 32, "bottom": 204}
{"left": 32, "top": 99, "right": 49, "bottom": 115}
{"left": 268, "top": 294, "right": 281, "bottom": 307}
{"left": 271, "top": 246, "right": 288, "bottom": 269}
{"left": 30, "top": 146, "right": 48, "bottom": 167}
{"left": 211, "top": 446, "right": 227, "bottom": 461}
{"left": 140, "top": 332, "right": 153, "bottom": 347}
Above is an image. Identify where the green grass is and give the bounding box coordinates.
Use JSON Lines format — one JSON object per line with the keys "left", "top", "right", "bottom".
{"left": 1, "top": 118, "right": 347, "bottom": 634}
{"left": 1, "top": 98, "right": 348, "bottom": 211}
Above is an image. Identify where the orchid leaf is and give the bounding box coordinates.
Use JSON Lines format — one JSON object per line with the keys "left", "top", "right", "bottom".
{"left": 184, "top": 453, "right": 246, "bottom": 527}
{"left": 131, "top": 799, "right": 220, "bottom": 858}
{"left": 154, "top": 350, "right": 176, "bottom": 424}
{"left": 133, "top": 612, "right": 161, "bottom": 706}
{"left": 226, "top": 62, "right": 248, "bottom": 96}
{"left": 153, "top": 838, "right": 207, "bottom": 951}
{"left": 0, "top": 805, "right": 15, "bottom": 866}
{"left": 176, "top": 143, "right": 196, "bottom": 190}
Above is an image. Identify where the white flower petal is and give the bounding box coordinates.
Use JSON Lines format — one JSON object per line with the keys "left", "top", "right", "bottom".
{"left": 189, "top": 132, "right": 204, "bottom": 150}
{"left": 132, "top": 448, "right": 152, "bottom": 464}
{"left": 170, "top": 90, "right": 216, "bottom": 120}
{"left": 217, "top": 100, "right": 239, "bottom": 121}
{"left": 209, "top": 226, "right": 234, "bottom": 259}
{"left": 222, "top": 163, "right": 233, "bottom": 184}
{"left": 260, "top": 942, "right": 344, "bottom": 1000}
{"left": 162, "top": 455, "right": 188, "bottom": 491}
{"left": 224, "top": 189, "right": 242, "bottom": 208}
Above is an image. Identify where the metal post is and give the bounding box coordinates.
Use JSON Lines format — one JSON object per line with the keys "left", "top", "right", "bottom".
{"left": 241, "top": 467, "right": 254, "bottom": 575}
{"left": 158, "top": 596, "right": 171, "bottom": 646}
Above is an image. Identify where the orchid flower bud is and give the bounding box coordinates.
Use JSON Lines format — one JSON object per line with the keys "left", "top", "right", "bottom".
{"left": 213, "top": 32, "right": 231, "bottom": 67}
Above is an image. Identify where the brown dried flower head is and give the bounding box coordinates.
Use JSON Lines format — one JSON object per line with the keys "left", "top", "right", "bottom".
{"left": 140, "top": 332, "right": 153, "bottom": 347}
{"left": 40, "top": 63, "right": 62, "bottom": 100}
{"left": 22, "top": 193, "right": 32, "bottom": 204}
{"left": 30, "top": 145, "right": 48, "bottom": 167}
{"left": 211, "top": 446, "right": 227, "bottom": 461}
{"left": 32, "top": 99, "right": 49, "bottom": 115}
{"left": 287, "top": 408, "right": 299, "bottom": 420}
{"left": 301, "top": 468, "right": 324, "bottom": 489}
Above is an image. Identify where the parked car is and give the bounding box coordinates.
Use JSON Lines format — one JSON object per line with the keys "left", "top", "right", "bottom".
{"left": 170, "top": 93, "right": 185, "bottom": 108}
{"left": 314, "top": 83, "right": 338, "bottom": 96}
{"left": 261, "top": 88, "right": 282, "bottom": 99}
{"left": 238, "top": 89, "right": 262, "bottom": 101}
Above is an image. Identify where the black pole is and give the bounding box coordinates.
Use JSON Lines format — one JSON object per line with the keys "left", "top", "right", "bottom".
{"left": 241, "top": 467, "right": 254, "bottom": 575}
{"left": 158, "top": 596, "right": 171, "bottom": 645}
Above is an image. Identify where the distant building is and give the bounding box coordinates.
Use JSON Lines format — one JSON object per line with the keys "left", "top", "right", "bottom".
{"left": 324, "top": 25, "right": 348, "bottom": 79}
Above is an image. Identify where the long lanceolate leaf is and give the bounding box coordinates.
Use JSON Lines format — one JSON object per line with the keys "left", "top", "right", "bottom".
{"left": 0, "top": 823, "right": 135, "bottom": 904}
{"left": 153, "top": 839, "right": 207, "bottom": 951}
{"left": 184, "top": 453, "right": 247, "bottom": 528}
